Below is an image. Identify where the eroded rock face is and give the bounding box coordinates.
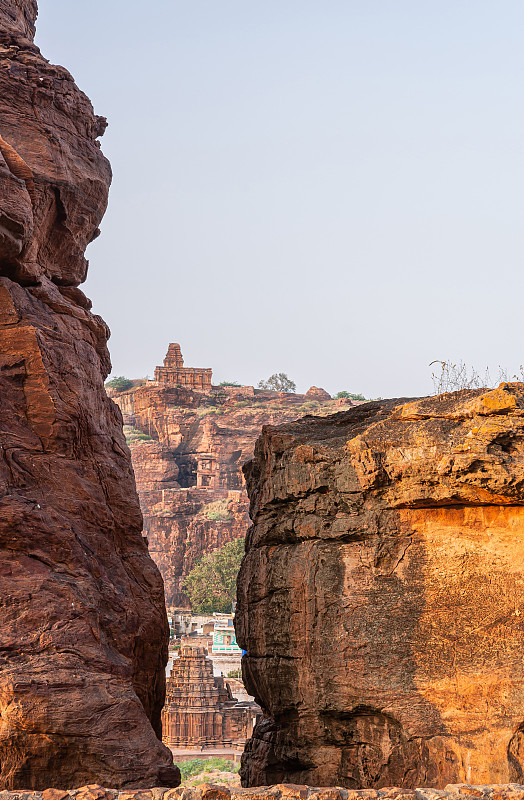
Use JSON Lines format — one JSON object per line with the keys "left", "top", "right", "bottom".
{"left": 237, "top": 386, "right": 524, "bottom": 789}
{"left": 112, "top": 381, "right": 352, "bottom": 607}
{"left": 0, "top": 1, "right": 179, "bottom": 789}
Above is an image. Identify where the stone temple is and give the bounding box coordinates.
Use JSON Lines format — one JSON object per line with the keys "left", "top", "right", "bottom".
{"left": 162, "top": 647, "right": 260, "bottom": 750}
{"left": 154, "top": 343, "right": 212, "bottom": 390}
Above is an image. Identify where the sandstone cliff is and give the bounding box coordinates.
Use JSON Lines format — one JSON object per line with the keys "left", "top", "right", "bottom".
{"left": 0, "top": 1, "right": 179, "bottom": 789}
{"left": 237, "top": 385, "right": 524, "bottom": 789}
{"left": 112, "top": 379, "right": 350, "bottom": 607}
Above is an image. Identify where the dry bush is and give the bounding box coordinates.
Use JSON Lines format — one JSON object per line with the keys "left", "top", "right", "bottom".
{"left": 430, "top": 360, "right": 524, "bottom": 394}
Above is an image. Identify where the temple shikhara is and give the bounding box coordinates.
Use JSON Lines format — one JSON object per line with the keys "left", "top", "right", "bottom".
{"left": 155, "top": 343, "right": 212, "bottom": 390}
{"left": 162, "top": 647, "right": 260, "bottom": 750}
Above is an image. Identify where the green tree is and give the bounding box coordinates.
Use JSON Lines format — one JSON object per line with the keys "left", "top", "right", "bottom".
{"left": 258, "top": 373, "right": 296, "bottom": 392}
{"left": 335, "top": 391, "right": 367, "bottom": 401}
{"left": 105, "top": 376, "right": 133, "bottom": 392}
{"left": 176, "top": 758, "right": 239, "bottom": 781}
{"left": 219, "top": 381, "right": 241, "bottom": 387}
{"left": 183, "top": 537, "right": 245, "bottom": 613}
{"left": 227, "top": 667, "right": 242, "bottom": 678}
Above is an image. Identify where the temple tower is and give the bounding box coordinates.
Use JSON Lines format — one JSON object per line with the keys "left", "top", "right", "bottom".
{"left": 162, "top": 646, "right": 259, "bottom": 749}
{"left": 154, "top": 343, "right": 212, "bottom": 390}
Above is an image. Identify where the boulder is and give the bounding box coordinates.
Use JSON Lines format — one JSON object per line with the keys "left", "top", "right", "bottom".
{"left": 305, "top": 386, "right": 331, "bottom": 401}
{"left": 237, "top": 386, "right": 524, "bottom": 788}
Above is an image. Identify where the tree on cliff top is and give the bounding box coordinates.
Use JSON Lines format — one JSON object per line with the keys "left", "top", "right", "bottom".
{"left": 258, "top": 373, "right": 296, "bottom": 392}
{"left": 183, "top": 537, "right": 245, "bottom": 613}
{"left": 105, "top": 376, "right": 133, "bottom": 392}
{"left": 335, "top": 390, "right": 367, "bottom": 401}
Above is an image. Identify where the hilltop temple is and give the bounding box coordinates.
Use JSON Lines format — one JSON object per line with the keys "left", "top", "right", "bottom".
{"left": 162, "top": 647, "right": 260, "bottom": 750}
{"left": 154, "top": 343, "right": 212, "bottom": 390}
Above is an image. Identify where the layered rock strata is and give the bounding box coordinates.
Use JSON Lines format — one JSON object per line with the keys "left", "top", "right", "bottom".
{"left": 0, "top": 0, "right": 178, "bottom": 789}
{"left": 237, "top": 385, "right": 524, "bottom": 789}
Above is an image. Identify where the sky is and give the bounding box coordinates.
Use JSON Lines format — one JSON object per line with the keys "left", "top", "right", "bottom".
{"left": 35, "top": 1, "right": 524, "bottom": 398}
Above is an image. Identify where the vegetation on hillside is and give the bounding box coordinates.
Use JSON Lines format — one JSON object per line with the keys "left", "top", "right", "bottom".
{"left": 335, "top": 390, "right": 367, "bottom": 400}
{"left": 123, "top": 425, "right": 152, "bottom": 444}
{"left": 430, "top": 360, "right": 524, "bottom": 394}
{"left": 183, "top": 537, "right": 244, "bottom": 613}
{"left": 198, "top": 499, "right": 233, "bottom": 521}
{"left": 176, "top": 758, "right": 239, "bottom": 782}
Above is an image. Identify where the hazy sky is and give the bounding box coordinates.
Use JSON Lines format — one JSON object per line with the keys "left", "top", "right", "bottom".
{"left": 35, "top": 2, "right": 524, "bottom": 398}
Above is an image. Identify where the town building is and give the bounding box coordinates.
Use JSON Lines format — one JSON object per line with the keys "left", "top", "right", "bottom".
{"left": 167, "top": 612, "right": 243, "bottom": 679}
{"left": 212, "top": 614, "right": 242, "bottom": 656}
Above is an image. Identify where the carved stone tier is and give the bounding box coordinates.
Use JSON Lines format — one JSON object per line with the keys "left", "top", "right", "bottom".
{"left": 162, "top": 647, "right": 259, "bottom": 749}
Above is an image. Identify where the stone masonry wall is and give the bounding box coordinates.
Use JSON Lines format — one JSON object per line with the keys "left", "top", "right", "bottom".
{"left": 10, "top": 782, "right": 524, "bottom": 800}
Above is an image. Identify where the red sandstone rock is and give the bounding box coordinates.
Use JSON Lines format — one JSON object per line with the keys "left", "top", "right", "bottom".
{"left": 305, "top": 387, "right": 331, "bottom": 401}
{"left": 276, "top": 788, "right": 309, "bottom": 800}
{"left": 43, "top": 791, "right": 70, "bottom": 800}
{"left": 75, "top": 788, "right": 116, "bottom": 800}
{"left": 200, "top": 786, "right": 232, "bottom": 800}
{"left": 237, "top": 386, "right": 524, "bottom": 789}
{"left": 0, "top": 0, "right": 179, "bottom": 790}
{"left": 111, "top": 377, "right": 347, "bottom": 607}
{"left": 230, "top": 789, "right": 281, "bottom": 800}
{"left": 131, "top": 440, "right": 180, "bottom": 493}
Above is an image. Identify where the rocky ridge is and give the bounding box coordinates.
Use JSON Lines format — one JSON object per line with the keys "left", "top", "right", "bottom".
{"left": 237, "top": 385, "right": 524, "bottom": 788}
{"left": 111, "top": 379, "right": 353, "bottom": 606}
{"left": 0, "top": 0, "right": 178, "bottom": 789}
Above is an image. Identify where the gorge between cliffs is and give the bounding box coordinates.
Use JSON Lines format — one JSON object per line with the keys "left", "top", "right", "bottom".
{"left": 2, "top": 0, "right": 524, "bottom": 797}
{"left": 109, "top": 370, "right": 524, "bottom": 791}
